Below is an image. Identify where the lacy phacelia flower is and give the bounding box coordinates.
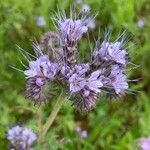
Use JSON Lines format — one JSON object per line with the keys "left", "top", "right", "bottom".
{"left": 7, "top": 126, "right": 22, "bottom": 145}
{"left": 59, "top": 19, "right": 88, "bottom": 46}
{"left": 99, "top": 41, "right": 128, "bottom": 66}
{"left": 54, "top": 8, "right": 93, "bottom": 47}
{"left": 76, "top": 127, "right": 88, "bottom": 138}
{"left": 24, "top": 55, "right": 57, "bottom": 79}
{"left": 69, "top": 69, "right": 103, "bottom": 112}
{"left": 21, "top": 128, "right": 37, "bottom": 149}
{"left": 7, "top": 126, "right": 37, "bottom": 150}
{"left": 69, "top": 68, "right": 103, "bottom": 94}
{"left": 108, "top": 65, "right": 128, "bottom": 95}
{"left": 18, "top": 6, "right": 134, "bottom": 112}
{"left": 24, "top": 55, "right": 58, "bottom": 104}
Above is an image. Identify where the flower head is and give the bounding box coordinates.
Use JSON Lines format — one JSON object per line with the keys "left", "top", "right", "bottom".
{"left": 60, "top": 19, "right": 88, "bottom": 46}
{"left": 68, "top": 66, "right": 103, "bottom": 94}
{"left": 24, "top": 55, "right": 57, "bottom": 80}
{"left": 7, "top": 126, "right": 22, "bottom": 145}
{"left": 24, "top": 54, "right": 58, "bottom": 104}
{"left": 69, "top": 69, "right": 103, "bottom": 112}
{"left": 7, "top": 126, "right": 37, "bottom": 150}
{"left": 54, "top": 8, "right": 93, "bottom": 47}
{"left": 99, "top": 41, "right": 128, "bottom": 66}
{"left": 108, "top": 65, "right": 128, "bottom": 95}
{"left": 21, "top": 128, "right": 37, "bottom": 148}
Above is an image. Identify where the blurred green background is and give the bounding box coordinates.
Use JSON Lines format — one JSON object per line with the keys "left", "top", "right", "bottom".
{"left": 0, "top": 0, "right": 150, "bottom": 149}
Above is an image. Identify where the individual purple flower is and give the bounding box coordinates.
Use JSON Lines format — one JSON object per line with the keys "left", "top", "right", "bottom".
{"left": 99, "top": 41, "right": 128, "bottom": 66}
{"left": 87, "top": 20, "right": 96, "bottom": 30}
{"left": 86, "top": 70, "right": 103, "bottom": 93}
{"left": 70, "top": 69, "right": 103, "bottom": 112}
{"left": 40, "top": 60, "right": 58, "bottom": 80}
{"left": 7, "top": 126, "right": 22, "bottom": 145}
{"left": 69, "top": 67, "right": 103, "bottom": 93}
{"left": 36, "top": 16, "right": 46, "bottom": 27}
{"left": 54, "top": 9, "right": 93, "bottom": 47}
{"left": 24, "top": 55, "right": 57, "bottom": 80}
{"left": 60, "top": 19, "right": 88, "bottom": 45}
{"left": 76, "top": 127, "right": 88, "bottom": 138}
{"left": 69, "top": 73, "right": 86, "bottom": 93}
{"left": 137, "top": 19, "right": 145, "bottom": 28}
{"left": 138, "top": 137, "right": 150, "bottom": 150}
{"left": 108, "top": 65, "right": 128, "bottom": 95}
{"left": 21, "top": 128, "right": 37, "bottom": 149}
{"left": 80, "top": 130, "right": 88, "bottom": 138}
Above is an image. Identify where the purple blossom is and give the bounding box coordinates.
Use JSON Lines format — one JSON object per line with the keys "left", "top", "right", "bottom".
{"left": 80, "top": 130, "right": 88, "bottom": 138}
{"left": 36, "top": 16, "right": 46, "bottom": 27}
{"left": 99, "top": 41, "right": 128, "bottom": 66}
{"left": 35, "top": 77, "right": 45, "bottom": 87}
{"left": 24, "top": 55, "right": 49, "bottom": 78}
{"left": 7, "top": 126, "right": 22, "bottom": 144}
{"left": 59, "top": 19, "right": 88, "bottom": 45}
{"left": 69, "top": 73, "right": 86, "bottom": 92}
{"left": 108, "top": 65, "right": 128, "bottom": 95}
{"left": 138, "top": 138, "right": 150, "bottom": 150}
{"left": 69, "top": 67, "right": 103, "bottom": 94}
{"left": 7, "top": 126, "right": 37, "bottom": 150}
{"left": 86, "top": 70, "right": 103, "bottom": 93}
{"left": 76, "top": 127, "right": 88, "bottom": 138}
{"left": 137, "top": 19, "right": 145, "bottom": 28}
{"left": 87, "top": 20, "right": 96, "bottom": 30}
{"left": 61, "top": 63, "right": 89, "bottom": 79}
{"left": 41, "top": 60, "right": 58, "bottom": 80}
{"left": 21, "top": 128, "right": 37, "bottom": 148}
{"left": 54, "top": 9, "right": 93, "bottom": 46}
{"left": 24, "top": 55, "right": 58, "bottom": 80}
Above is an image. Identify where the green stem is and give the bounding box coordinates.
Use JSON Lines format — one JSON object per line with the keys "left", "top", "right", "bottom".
{"left": 37, "top": 106, "right": 43, "bottom": 144}
{"left": 41, "top": 91, "right": 66, "bottom": 138}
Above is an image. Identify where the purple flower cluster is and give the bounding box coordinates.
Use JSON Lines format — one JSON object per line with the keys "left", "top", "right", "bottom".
{"left": 20, "top": 7, "right": 132, "bottom": 113}
{"left": 7, "top": 126, "right": 37, "bottom": 150}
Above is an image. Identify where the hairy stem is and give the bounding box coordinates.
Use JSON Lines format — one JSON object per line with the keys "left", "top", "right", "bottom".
{"left": 41, "top": 91, "right": 66, "bottom": 138}
{"left": 37, "top": 106, "right": 43, "bottom": 144}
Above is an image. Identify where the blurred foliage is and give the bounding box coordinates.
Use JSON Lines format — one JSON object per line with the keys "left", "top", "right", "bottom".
{"left": 0, "top": 0, "right": 150, "bottom": 149}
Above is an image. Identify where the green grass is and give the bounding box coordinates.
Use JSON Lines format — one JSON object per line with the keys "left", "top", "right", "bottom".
{"left": 0, "top": 0, "right": 150, "bottom": 149}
